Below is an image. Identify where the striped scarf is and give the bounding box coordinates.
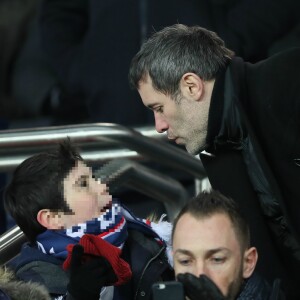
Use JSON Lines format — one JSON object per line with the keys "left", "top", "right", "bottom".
{"left": 36, "top": 199, "right": 164, "bottom": 260}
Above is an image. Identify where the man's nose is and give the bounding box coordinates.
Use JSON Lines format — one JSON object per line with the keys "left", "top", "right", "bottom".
{"left": 195, "top": 262, "right": 207, "bottom": 277}
{"left": 154, "top": 113, "right": 168, "bottom": 133}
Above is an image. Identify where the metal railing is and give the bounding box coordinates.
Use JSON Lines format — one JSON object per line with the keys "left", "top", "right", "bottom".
{"left": 95, "top": 158, "right": 189, "bottom": 221}
{"left": 0, "top": 123, "right": 206, "bottom": 178}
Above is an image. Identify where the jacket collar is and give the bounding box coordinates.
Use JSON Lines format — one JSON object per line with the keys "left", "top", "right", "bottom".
{"left": 205, "top": 66, "right": 226, "bottom": 151}
{"left": 206, "top": 58, "right": 247, "bottom": 154}
{"left": 237, "top": 272, "right": 271, "bottom": 299}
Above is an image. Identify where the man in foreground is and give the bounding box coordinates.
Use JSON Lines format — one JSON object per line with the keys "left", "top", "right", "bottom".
{"left": 173, "top": 190, "right": 284, "bottom": 299}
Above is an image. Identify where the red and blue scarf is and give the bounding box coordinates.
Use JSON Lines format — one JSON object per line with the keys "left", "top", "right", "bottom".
{"left": 36, "top": 199, "right": 164, "bottom": 260}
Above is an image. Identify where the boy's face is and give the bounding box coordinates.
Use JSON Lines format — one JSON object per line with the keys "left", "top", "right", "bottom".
{"left": 62, "top": 160, "right": 112, "bottom": 227}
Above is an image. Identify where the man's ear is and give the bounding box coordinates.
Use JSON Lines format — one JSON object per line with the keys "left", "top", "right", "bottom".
{"left": 37, "top": 209, "right": 65, "bottom": 230}
{"left": 180, "top": 72, "right": 204, "bottom": 101}
{"left": 242, "top": 247, "right": 258, "bottom": 279}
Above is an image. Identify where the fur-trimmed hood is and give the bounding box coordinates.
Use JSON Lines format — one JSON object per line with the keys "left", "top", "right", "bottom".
{"left": 0, "top": 267, "right": 50, "bottom": 300}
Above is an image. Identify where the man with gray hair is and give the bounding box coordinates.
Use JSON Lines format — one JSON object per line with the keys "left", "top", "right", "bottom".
{"left": 129, "top": 24, "right": 300, "bottom": 299}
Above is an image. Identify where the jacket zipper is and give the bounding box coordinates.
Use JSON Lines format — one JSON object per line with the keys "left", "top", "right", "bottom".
{"left": 134, "top": 245, "right": 166, "bottom": 300}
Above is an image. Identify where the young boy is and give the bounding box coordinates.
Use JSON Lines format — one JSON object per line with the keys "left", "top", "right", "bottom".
{"left": 4, "top": 140, "right": 173, "bottom": 299}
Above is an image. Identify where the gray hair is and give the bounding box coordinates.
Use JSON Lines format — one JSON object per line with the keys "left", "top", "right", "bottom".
{"left": 129, "top": 24, "right": 234, "bottom": 98}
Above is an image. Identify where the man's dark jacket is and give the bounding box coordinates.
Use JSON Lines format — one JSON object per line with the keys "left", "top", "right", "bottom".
{"left": 201, "top": 47, "right": 300, "bottom": 299}
{"left": 237, "top": 272, "right": 281, "bottom": 300}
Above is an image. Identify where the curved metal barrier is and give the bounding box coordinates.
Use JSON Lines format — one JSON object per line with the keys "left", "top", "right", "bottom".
{"left": 0, "top": 123, "right": 206, "bottom": 179}
{"left": 0, "top": 225, "right": 27, "bottom": 265}
{"left": 95, "top": 158, "right": 189, "bottom": 221}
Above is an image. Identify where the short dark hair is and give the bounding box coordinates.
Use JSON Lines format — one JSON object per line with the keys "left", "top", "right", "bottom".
{"left": 129, "top": 24, "right": 234, "bottom": 98}
{"left": 4, "top": 139, "right": 83, "bottom": 243}
{"left": 172, "top": 190, "right": 250, "bottom": 252}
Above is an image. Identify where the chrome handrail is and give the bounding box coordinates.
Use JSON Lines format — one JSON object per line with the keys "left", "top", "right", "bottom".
{"left": 0, "top": 226, "right": 27, "bottom": 265}
{"left": 0, "top": 123, "right": 206, "bottom": 178}
{"left": 94, "top": 158, "right": 189, "bottom": 221}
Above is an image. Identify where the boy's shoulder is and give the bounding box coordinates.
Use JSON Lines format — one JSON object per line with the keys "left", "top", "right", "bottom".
{"left": 8, "top": 242, "right": 62, "bottom": 271}
{"left": 7, "top": 243, "right": 68, "bottom": 295}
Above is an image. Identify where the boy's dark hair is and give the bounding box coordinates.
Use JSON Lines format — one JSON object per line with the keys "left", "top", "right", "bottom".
{"left": 4, "top": 139, "right": 83, "bottom": 243}
{"left": 172, "top": 190, "right": 250, "bottom": 252}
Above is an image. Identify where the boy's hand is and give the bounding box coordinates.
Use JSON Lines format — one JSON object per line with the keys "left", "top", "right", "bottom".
{"left": 67, "top": 244, "right": 117, "bottom": 300}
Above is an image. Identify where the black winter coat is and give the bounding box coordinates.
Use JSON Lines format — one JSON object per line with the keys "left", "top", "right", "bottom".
{"left": 201, "top": 48, "right": 300, "bottom": 299}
